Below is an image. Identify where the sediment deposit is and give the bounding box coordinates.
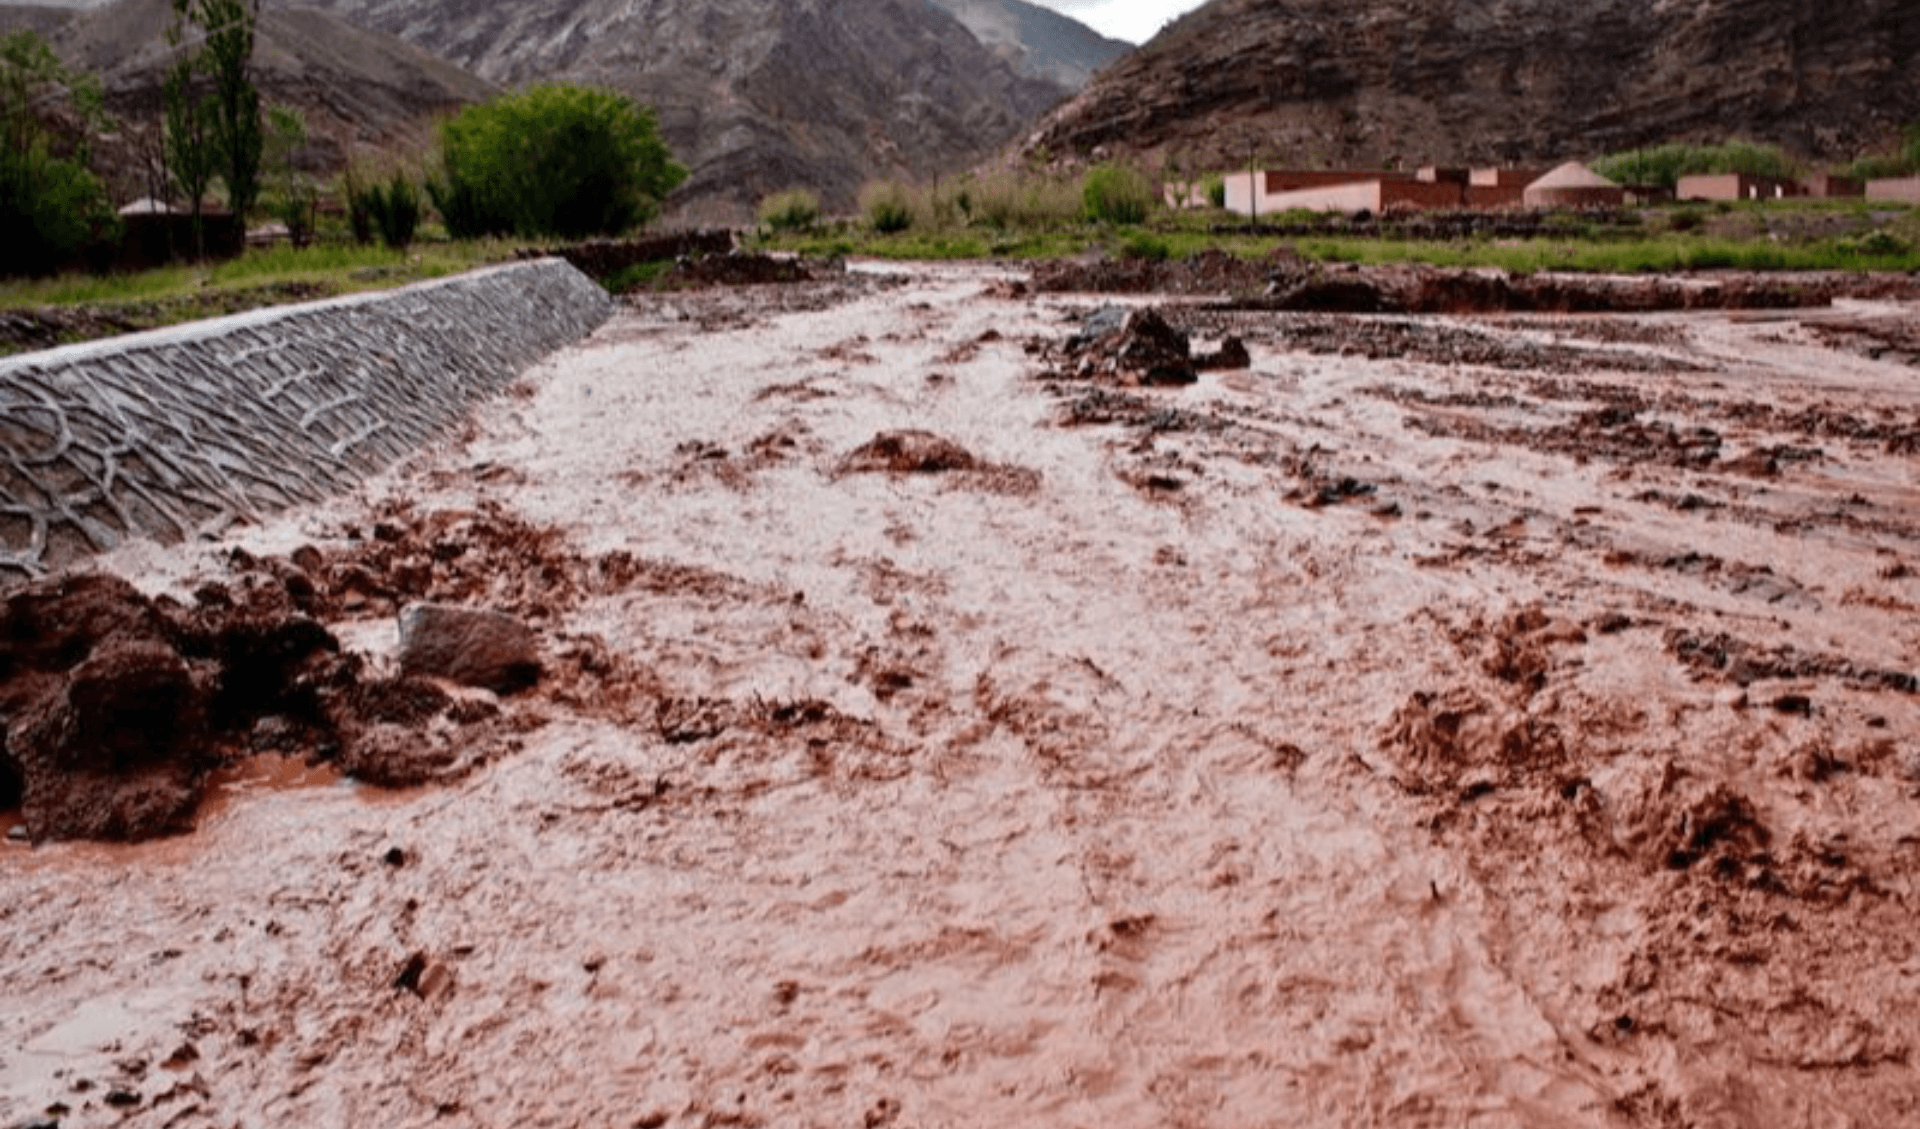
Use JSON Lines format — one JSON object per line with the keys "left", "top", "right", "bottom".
{"left": 2, "top": 262, "right": 1917, "bottom": 1127}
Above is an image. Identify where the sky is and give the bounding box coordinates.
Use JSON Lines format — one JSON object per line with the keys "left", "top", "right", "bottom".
{"left": 1026, "top": 0, "right": 1211, "bottom": 45}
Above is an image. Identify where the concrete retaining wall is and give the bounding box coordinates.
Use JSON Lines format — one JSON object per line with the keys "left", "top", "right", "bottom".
{"left": 0, "top": 258, "right": 612, "bottom": 579}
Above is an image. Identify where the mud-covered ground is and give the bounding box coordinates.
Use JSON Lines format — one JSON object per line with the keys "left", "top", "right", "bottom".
{"left": 3, "top": 262, "right": 1919, "bottom": 1128}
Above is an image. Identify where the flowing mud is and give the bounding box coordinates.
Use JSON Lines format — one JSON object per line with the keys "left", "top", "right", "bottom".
{"left": 4, "top": 262, "right": 1920, "bottom": 1128}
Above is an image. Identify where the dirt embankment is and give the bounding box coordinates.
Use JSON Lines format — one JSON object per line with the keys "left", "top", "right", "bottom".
{"left": 3, "top": 261, "right": 1919, "bottom": 1129}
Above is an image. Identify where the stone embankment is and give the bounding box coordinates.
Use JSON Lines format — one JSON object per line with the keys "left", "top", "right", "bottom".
{"left": 0, "top": 258, "right": 611, "bottom": 579}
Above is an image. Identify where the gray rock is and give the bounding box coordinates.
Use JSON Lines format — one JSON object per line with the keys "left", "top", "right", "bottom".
{"left": 396, "top": 604, "right": 541, "bottom": 693}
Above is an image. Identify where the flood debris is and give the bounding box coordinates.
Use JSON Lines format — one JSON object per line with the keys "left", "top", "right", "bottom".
{"left": 0, "top": 520, "right": 556, "bottom": 842}
{"left": 1039, "top": 305, "right": 1249, "bottom": 386}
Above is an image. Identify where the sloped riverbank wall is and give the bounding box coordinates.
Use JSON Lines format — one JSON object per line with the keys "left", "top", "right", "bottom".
{"left": 0, "top": 259, "right": 611, "bottom": 579}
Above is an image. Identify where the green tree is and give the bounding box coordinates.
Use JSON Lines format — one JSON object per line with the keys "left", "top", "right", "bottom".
{"left": 162, "top": 22, "right": 217, "bottom": 258}
{"left": 177, "top": 0, "right": 262, "bottom": 219}
{"left": 0, "top": 30, "right": 116, "bottom": 276}
{"left": 430, "top": 84, "right": 686, "bottom": 239}
{"left": 264, "top": 104, "right": 315, "bottom": 245}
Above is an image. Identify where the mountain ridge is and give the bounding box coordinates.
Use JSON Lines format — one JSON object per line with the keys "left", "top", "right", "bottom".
{"left": 275, "top": 0, "right": 1073, "bottom": 222}
{"left": 921, "top": 0, "right": 1130, "bottom": 89}
{"left": 1022, "top": 0, "right": 1920, "bottom": 173}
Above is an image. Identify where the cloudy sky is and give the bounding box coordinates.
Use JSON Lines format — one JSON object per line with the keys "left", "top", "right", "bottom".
{"left": 1027, "top": 0, "right": 1211, "bottom": 45}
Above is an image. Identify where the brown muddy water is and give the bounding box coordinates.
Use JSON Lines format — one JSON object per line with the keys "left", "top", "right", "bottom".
{"left": 4, "top": 263, "right": 1919, "bottom": 1128}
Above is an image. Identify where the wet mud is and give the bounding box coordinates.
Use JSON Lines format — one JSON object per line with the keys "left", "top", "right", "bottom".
{"left": 1032, "top": 252, "right": 1920, "bottom": 314}
{"left": 3, "top": 262, "right": 1919, "bottom": 1128}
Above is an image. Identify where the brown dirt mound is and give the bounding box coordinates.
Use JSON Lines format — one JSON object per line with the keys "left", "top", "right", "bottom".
{"left": 0, "top": 511, "right": 569, "bottom": 842}
{"left": 840, "top": 430, "right": 980, "bottom": 474}
{"left": 656, "top": 252, "right": 830, "bottom": 289}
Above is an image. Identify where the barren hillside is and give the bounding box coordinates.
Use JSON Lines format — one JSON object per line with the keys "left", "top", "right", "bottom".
{"left": 276, "top": 0, "right": 1071, "bottom": 222}
{"left": 1023, "top": 0, "right": 1920, "bottom": 170}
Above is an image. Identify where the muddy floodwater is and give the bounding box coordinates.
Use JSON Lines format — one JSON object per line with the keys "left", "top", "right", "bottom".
{"left": 5, "top": 262, "right": 1920, "bottom": 1127}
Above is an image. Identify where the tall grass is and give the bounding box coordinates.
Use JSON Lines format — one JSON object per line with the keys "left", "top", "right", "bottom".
{"left": 1840, "top": 126, "right": 1920, "bottom": 181}
{"left": 1591, "top": 141, "right": 1802, "bottom": 188}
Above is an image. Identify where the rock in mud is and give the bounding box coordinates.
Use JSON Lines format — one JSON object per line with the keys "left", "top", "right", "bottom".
{"left": 1056, "top": 307, "right": 1198, "bottom": 386}
{"left": 397, "top": 603, "right": 542, "bottom": 693}
{"left": 1194, "top": 336, "right": 1251, "bottom": 371}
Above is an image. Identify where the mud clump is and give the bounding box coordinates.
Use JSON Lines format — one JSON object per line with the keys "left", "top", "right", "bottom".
{"left": 841, "top": 431, "right": 979, "bottom": 474}
{"left": 0, "top": 561, "right": 524, "bottom": 843}
{"left": 656, "top": 252, "right": 829, "bottom": 290}
{"left": 1381, "top": 687, "right": 1567, "bottom": 796}
{"left": 0, "top": 575, "right": 213, "bottom": 841}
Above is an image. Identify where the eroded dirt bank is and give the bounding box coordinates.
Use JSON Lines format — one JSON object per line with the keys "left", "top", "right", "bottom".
{"left": 3, "top": 263, "right": 1919, "bottom": 1128}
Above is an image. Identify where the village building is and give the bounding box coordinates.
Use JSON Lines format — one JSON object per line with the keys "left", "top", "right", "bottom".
{"left": 1799, "top": 174, "right": 1864, "bottom": 198}
{"left": 1522, "top": 162, "right": 1625, "bottom": 208}
{"left": 1219, "top": 165, "right": 1556, "bottom": 216}
{"left": 1865, "top": 177, "right": 1920, "bottom": 203}
{"left": 1676, "top": 173, "right": 1803, "bottom": 201}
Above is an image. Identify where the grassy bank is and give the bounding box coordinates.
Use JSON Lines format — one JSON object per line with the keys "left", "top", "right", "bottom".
{"left": 761, "top": 199, "right": 1920, "bottom": 273}
{"left": 0, "top": 240, "right": 518, "bottom": 310}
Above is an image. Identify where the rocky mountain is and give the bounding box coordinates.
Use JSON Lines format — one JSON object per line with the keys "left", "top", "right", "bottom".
{"left": 1021, "top": 0, "right": 1920, "bottom": 172}
{"left": 922, "top": 0, "right": 1130, "bottom": 89}
{"left": 36, "top": 0, "right": 495, "bottom": 181}
{"left": 275, "top": 0, "right": 1071, "bottom": 223}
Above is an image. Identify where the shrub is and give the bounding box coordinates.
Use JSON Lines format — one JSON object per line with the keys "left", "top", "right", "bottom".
{"left": 344, "top": 166, "right": 421, "bottom": 249}
{"left": 371, "top": 172, "right": 420, "bottom": 249}
{"left": 860, "top": 181, "right": 913, "bottom": 234}
{"left": 1081, "top": 163, "right": 1155, "bottom": 225}
{"left": 433, "top": 83, "right": 686, "bottom": 239}
{"left": 1204, "top": 174, "right": 1227, "bottom": 209}
{"left": 1590, "top": 140, "right": 1802, "bottom": 189}
{"left": 1, "top": 30, "right": 117, "bottom": 276}
{"left": 1838, "top": 230, "right": 1907, "bottom": 256}
{"left": 758, "top": 188, "right": 821, "bottom": 232}
{"left": 950, "top": 170, "right": 1080, "bottom": 230}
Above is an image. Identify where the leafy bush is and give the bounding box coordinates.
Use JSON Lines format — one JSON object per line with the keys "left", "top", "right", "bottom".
{"left": 1837, "top": 230, "right": 1908, "bottom": 257}
{"left": 1590, "top": 141, "right": 1802, "bottom": 189}
{"left": 860, "top": 181, "right": 913, "bottom": 234}
{"left": 1204, "top": 174, "right": 1227, "bottom": 209}
{"left": 1081, "top": 163, "right": 1155, "bottom": 225}
{"left": 345, "top": 167, "right": 419, "bottom": 249}
{"left": 758, "top": 188, "right": 821, "bottom": 232}
{"left": 371, "top": 173, "right": 420, "bottom": 249}
{"left": 432, "top": 84, "right": 686, "bottom": 239}
{"left": 2, "top": 31, "right": 117, "bottom": 276}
